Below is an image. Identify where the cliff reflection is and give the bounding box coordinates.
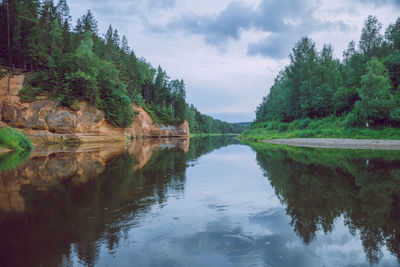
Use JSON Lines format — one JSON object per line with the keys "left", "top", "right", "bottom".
{"left": 0, "top": 136, "right": 237, "bottom": 267}
{"left": 250, "top": 143, "right": 400, "bottom": 264}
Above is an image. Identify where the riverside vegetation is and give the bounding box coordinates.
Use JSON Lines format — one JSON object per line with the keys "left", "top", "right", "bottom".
{"left": 0, "top": 127, "right": 33, "bottom": 152}
{"left": 243, "top": 15, "right": 400, "bottom": 141}
{"left": 0, "top": 0, "right": 243, "bottom": 135}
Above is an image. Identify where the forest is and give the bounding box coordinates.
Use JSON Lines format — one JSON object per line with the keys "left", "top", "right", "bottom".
{"left": 0, "top": 0, "right": 243, "bottom": 134}
{"left": 250, "top": 15, "right": 400, "bottom": 139}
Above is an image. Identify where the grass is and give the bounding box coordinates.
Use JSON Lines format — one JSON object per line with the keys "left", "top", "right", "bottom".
{"left": 0, "top": 127, "right": 33, "bottom": 152}
{"left": 240, "top": 116, "right": 400, "bottom": 141}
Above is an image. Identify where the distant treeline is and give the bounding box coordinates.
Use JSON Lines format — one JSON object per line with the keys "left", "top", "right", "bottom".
{"left": 0, "top": 0, "right": 242, "bottom": 134}
{"left": 255, "top": 15, "right": 400, "bottom": 128}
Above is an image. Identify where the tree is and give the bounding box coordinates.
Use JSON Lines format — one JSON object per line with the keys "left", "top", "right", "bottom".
{"left": 105, "top": 25, "right": 113, "bottom": 45}
{"left": 75, "top": 10, "right": 98, "bottom": 35}
{"left": 349, "top": 58, "right": 394, "bottom": 126}
{"left": 113, "top": 29, "right": 120, "bottom": 47}
{"left": 49, "top": 18, "right": 62, "bottom": 59}
{"left": 288, "top": 36, "right": 318, "bottom": 118}
{"left": 121, "top": 35, "right": 130, "bottom": 54}
{"left": 385, "top": 17, "right": 400, "bottom": 50}
{"left": 56, "top": 0, "right": 71, "bottom": 24}
{"left": 359, "top": 15, "right": 383, "bottom": 58}
{"left": 343, "top": 40, "right": 356, "bottom": 63}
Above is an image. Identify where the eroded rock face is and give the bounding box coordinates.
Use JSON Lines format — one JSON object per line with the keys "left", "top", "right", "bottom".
{"left": 0, "top": 72, "right": 189, "bottom": 143}
{"left": 128, "top": 106, "right": 190, "bottom": 138}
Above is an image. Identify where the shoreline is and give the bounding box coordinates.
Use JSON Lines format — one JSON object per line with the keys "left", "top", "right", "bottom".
{"left": 259, "top": 138, "right": 400, "bottom": 150}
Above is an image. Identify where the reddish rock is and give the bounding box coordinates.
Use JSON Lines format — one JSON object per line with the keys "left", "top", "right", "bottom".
{"left": 0, "top": 72, "right": 189, "bottom": 144}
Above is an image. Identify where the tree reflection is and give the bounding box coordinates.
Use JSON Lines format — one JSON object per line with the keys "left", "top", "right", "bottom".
{"left": 0, "top": 136, "right": 237, "bottom": 267}
{"left": 251, "top": 143, "right": 400, "bottom": 264}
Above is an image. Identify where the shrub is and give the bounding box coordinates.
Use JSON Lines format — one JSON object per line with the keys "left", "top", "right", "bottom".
{"left": 70, "top": 101, "right": 81, "bottom": 111}
{"left": 0, "top": 127, "right": 33, "bottom": 152}
{"left": 299, "top": 118, "right": 312, "bottom": 129}
{"left": 277, "top": 123, "right": 288, "bottom": 132}
{"left": 19, "top": 86, "right": 42, "bottom": 102}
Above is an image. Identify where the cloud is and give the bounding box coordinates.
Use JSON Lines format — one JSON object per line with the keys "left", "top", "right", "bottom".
{"left": 168, "top": 1, "right": 254, "bottom": 45}
{"left": 163, "top": 0, "right": 353, "bottom": 59}
{"left": 146, "top": 0, "right": 177, "bottom": 9}
{"left": 247, "top": 33, "right": 295, "bottom": 59}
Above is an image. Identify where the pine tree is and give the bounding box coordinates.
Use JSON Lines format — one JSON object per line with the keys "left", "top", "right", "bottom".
{"left": 105, "top": 25, "right": 113, "bottom": 45}
{"left": 56, "top": 0, "right": 71, "bottom": 24}
{"left": 113, "top": 29, "right": 120, "bottom": 47}
{"left": 49, "top": 18, "right": 62, "bottom": 59}
{"left": 75, "top": 10, "right": 98, "bottom": 35}
{"left": 121, "top": 35, "right": 130, "bottom": 54}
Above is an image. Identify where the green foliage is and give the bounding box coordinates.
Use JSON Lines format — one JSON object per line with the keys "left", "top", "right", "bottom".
{"left": 186, "top": 105, "right": 244, "bottom": 134}
{"left": 241, "top": 116, "right": 400, "bottom": 141}
{"left": 19, "top": 85, "right": 42, "bottom": 102}
{"left": 254, "top": 15, "right": 400, "bottom": 136}
{"left": 332, "top": 86, "right": 359, "bottom": 115}
{"left": 299, "top": 118, "right": 312, "bottom": 129}
{"left": 0, "top": 127, "right": 33, "bottom": 152}
{"left": 348, "top": 58, "right": 395, "bottom": 126}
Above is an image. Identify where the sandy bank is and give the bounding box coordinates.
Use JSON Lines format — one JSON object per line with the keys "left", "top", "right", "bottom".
{"left": 261, "top": 138, "right": 400, "bottom": 150}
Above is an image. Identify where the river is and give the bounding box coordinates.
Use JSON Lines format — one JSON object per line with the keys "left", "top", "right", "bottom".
{"left": 0, "top": 136, "right": 399, "bottom": 266}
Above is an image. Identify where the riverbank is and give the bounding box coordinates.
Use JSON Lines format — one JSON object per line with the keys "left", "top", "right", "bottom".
{"left": 258, "top": 138, "right": 400, "bottom": 150}
{"left": 240, "top": 116, "right": 400, "bottom": 141}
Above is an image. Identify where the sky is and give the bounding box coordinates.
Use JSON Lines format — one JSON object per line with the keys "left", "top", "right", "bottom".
{"left": 67, "top": 0, "right": 400, "bottom": 122}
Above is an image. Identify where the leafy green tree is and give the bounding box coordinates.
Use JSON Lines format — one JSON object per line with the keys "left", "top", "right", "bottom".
{"left": 359, "top": 15, "right": 383, "bottom": 58}
{"left": 332, "top": 86, "right": 359, "bottom": 115}
{"left": 382, "top": 50, "right": 400, "bottom": 91}
{"left": 349, "top": 58, "right": 394, "bottom": 126}
{"left": 385, "top": 17, "right": 400, "bottom": 50}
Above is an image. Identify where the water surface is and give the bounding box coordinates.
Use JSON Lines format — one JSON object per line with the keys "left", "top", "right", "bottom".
{"left": 0, "top": 137, "right": 399, "bottom": 266}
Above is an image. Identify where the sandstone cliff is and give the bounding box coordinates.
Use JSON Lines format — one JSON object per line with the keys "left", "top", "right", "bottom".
{"left": 0, "top": 71, "right": 189, "bottom": 144}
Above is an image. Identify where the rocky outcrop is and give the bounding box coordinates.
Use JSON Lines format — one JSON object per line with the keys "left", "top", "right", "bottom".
{"left": 0, "top": 71, "right": 189, "bottom": 144}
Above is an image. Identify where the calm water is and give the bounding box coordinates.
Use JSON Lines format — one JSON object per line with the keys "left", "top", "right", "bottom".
{"left": 1, "top": 137, "right": 400, "bottom": 266}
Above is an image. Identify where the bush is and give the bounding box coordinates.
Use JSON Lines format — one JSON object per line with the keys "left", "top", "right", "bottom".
{"left": 19, "top": 86, "right": 42, "bottom": 102}
{"left": 70, "top": 101, "right": 81, "bottom": 111}
{"left": 0, "top": 127, "right": 33, "bottom": 152}
{"left": 299, "top": 118, "right": 312, "bottom": 129}
{"left": 277, "top": 123, "right": 288, "bottom": 132}
{"left": 100, "top": 89, "right": 134, "bottom": 128}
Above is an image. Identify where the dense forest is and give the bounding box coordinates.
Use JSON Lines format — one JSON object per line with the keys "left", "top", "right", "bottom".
{"left": 0, "top": 0, "right": 243, "bottom": 134}
{"left": 254, "top": 15, "right": 400, "bottom": 132}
